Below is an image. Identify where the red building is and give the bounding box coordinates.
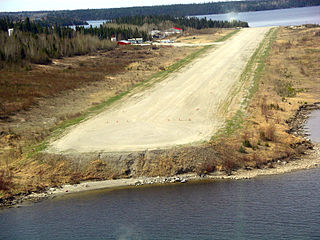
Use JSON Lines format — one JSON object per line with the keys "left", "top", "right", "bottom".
{"left": 117, "top": 40, "right": 131, "bottom": 45}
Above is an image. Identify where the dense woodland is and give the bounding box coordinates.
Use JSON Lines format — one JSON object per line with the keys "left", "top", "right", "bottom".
{"left": 0, "top": 18, "right": 117, "bottom": 67}
{"left": 0, "top": 13, "right": 250, "bottom": 67}
{"left": 0, "top": 0, "right": 318, "bottom": 25}
{"left": 114, "top": 15, "right": 249, "bottom": 29}
{"left": 76, "top": 25, "right": 152, "bottom": 42}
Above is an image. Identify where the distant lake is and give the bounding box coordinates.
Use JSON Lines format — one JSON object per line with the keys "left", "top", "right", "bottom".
{"left": 73, "top": 6, "right": 320, "bottom": 29}
{"left": 69, "top": 20, "right": 109, "bottom": 29}
{"left": 196, "top": 6, "right": 320, "bottom": 27}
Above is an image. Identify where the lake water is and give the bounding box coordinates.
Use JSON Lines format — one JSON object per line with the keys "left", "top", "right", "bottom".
{"left": 304, "top": 110, "right": 320, "bottom": 143}
{"left": 69, "top": 20, "right": 110, "bottom": 29}
{"left": 74, "top": 6, "right": 320, "bottom": 29}
{"left": 1, "top": 168, "right": 320, "bottom": 240}
{"left": 197, "top": 6, "right": 320, "bottom": 27}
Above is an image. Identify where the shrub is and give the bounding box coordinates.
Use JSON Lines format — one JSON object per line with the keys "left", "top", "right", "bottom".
{"left": 195, "top": 162, "right": 216, "bottom": 176}
{"left": 223, "top": 159, "right": 241, "bottom": 176}
{"left": 265, "top": 124, "right": 276, "bottom": 141}
{"left": 0, "top": 170, "right": 13, "bottom": 191}
{"left": 260, "top": 124, "right": 276, "bottom": 142}
{"left": 243, "top": 139, "right": 252, "bottom": 148}
{"left": 238, "top": 146, "right": 247, "bottom": 154}
{"left": 274, "top": 79, "right": 296, "bottom": 97}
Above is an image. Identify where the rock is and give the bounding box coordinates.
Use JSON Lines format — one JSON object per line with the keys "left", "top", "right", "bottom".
{"left": 174, "top": 177, "right": 181, "bottom": 183}
{"left": 135, "top": 181, "right": 142, "bottom": 186}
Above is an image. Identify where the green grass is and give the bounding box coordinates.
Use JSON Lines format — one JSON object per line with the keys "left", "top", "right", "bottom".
{"left": 212, "top": 27, "right": 279, "bottom": 139}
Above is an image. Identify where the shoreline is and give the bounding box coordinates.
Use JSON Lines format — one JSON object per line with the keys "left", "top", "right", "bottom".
{"left": 5, "top": 143, "right": 318, "bottom": 208}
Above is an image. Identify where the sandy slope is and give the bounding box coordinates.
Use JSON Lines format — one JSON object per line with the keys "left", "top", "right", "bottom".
{"left": 48, "top": 27, "right": 270, "bottom": 154}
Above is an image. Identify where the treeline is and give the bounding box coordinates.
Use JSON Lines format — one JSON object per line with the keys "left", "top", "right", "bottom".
{"left": 0, "top": 17, "right": 74, "bottom": 37}
{"left": 76, "top": 25, "right": 152, "bottom": 41}
{"left": 0, "top": 17, "right": 151, "bottom": 41}
{"left": 0, "top": 31, "right": 115, "bottom": 67}
{"left": 0, "top": 18, "right": 117, "bottom": 67}
{"left": 0, "top": 15, "right": 87, "bottom": 27}
{"left": 114, "top": 15, "right": 249, "bottom": 29}
{"left": 36, "top": 16, "right": 87, "bottom": 27}
{"left": 1, "top": 0, "right": 317, "bottom": 22}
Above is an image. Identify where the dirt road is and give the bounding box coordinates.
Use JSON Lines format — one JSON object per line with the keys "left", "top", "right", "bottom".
{"left": 48, "top": 27, "right": 270, "bottom": 154}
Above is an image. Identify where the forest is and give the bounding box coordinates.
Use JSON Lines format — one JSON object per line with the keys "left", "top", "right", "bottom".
{"left": 0, "top": 0, "right": 318, "bottom": 24}
{"left": 0, "top": 13, "right": 251, "bottom": 67}
{"left": 113, "top": 15, "right": 249, "bottom": 29}
{"left": 0, "top": 18, "right": 118, "bottom": 67}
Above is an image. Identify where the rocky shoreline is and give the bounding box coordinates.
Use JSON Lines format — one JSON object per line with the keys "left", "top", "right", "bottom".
{"left": 1, "top": 103, "right": 320, "bottom": 209}
{"left": 1, "top": 143, "right": 319, "bottom": 209}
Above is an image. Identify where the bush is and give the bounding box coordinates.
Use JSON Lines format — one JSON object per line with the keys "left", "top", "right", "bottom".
{"left": 238, "top": 146, "right": 247, "bottom": 154}
{"left": 260, "top": 123, "right": 276, "bottom": 142}
{"left": 195, "top": 160, "right": 216, "bottom": 176}
{"left": 0, "top": 170, "right": 13, "bottom": 191}
{"left": 223, "top": 159, "right": 241, "bottom": 176}
{"left": 274, "top": 79, "right": 296, "bottom": 97}
{"left": 243, "top": 139, "right": 252, "bottom": 148}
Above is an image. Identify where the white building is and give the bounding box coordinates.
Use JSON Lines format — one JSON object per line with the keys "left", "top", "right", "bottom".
{"left": 128, "top": 38, "right": 143, "bottom": 44}
{"left": 8, "top": 28, "right": 14, "bottom": 37}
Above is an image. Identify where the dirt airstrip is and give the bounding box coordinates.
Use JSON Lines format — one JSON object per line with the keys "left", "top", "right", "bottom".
{"left": 48, "top": 27, "right": 270, "bottom": 154}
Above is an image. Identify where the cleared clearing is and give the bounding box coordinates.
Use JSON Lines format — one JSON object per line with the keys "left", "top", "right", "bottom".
{"left": 48, "top": 27, "right": 270, "bottom": 153}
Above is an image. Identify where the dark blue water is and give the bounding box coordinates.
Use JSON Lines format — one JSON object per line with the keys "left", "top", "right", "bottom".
{"left": 197, "top": 6, "right": 320, "bottom": 27}
{"left": 1, "top": 168, "right": 320, "bottom": 239}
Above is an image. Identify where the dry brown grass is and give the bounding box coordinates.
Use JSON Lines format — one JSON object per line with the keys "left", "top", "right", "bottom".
{"left": 0, "top": 169, "right": 13, "bottom": 191}
{"left": 211, "top": 26, "right": 320, "bottom": 172}
{"left": 0, "top": 46, "right": 156, "bottom": 118}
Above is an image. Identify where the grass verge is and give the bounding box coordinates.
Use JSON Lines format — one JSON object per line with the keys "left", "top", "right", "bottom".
{"left": 213, "top": 27, "right": 279, "bottom": 139}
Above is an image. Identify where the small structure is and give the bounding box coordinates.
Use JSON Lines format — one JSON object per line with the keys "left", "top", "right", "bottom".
{"left": 111, "top": 36, "right": 117, "bottom": 42}
{"left": 8, "top": 28, "right": 14, "bottom": 37}
{"left": 128, "top": 38, "right": 143, "bottom": 44}
{"left": 150, "top": 30, "right": 163, "bottom": 39}
{"left": 171, "top": 27, "right": 183, "bottom": 34}
{"left": 117, "top": 40, "right": 131, "bottom": 45}
{"left": 163, "top": 27, "right": 183, "bottom": 37}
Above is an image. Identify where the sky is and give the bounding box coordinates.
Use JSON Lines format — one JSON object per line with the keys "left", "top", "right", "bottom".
{"left": 0, "top": 0, "right": 232, "bottom": 12}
